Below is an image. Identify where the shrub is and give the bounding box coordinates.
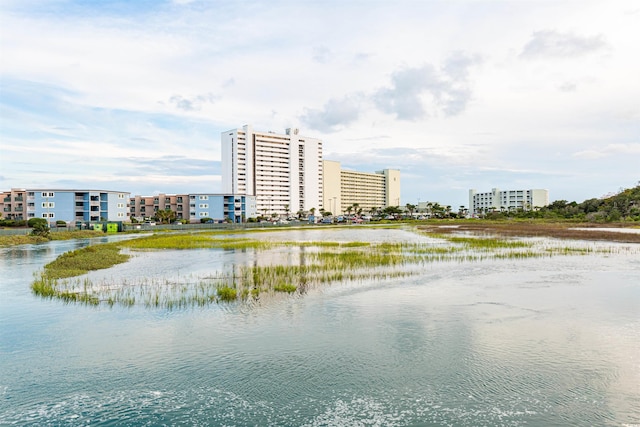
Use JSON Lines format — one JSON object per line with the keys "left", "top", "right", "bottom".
{"left": 28, "top": 218, "right": 48, "bottom": 228}
{"left": 30, "top": 221, "right": 50, "bottom": 239}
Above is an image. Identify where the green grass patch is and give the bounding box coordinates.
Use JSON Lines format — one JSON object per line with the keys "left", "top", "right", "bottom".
{"left": 43, "top": 244, "right": 130, "bottom": 279}
{"left": 273, "top": 283, "right": 297, "bottom": 293}
{"left": 217, "top": 286, "right": 237, "bottom": 302}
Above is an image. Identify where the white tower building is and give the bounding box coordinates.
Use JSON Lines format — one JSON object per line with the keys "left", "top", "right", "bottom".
{"left": 221, "top": 125, "right": 323, "bottom": 217}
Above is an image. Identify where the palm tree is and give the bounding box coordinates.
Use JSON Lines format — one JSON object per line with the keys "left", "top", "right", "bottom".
{"left": 155, "top": 208, "right": 176, "bottom": 224}
{"left": 405, "top": 203, "right": 417, "bottom": 218}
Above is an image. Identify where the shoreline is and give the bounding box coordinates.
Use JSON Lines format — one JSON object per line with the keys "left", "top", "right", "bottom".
{"left": 417, "top": 222, "right": 640, "bottom": 244}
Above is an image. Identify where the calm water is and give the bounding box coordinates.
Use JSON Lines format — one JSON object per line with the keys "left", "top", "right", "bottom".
{"left": 1, "top": 228, "right": 639, "bottom": 426}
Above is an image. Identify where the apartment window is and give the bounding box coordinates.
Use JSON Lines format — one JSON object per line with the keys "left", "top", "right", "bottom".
{"left": 42, "top": 192, "right": 54, "bottom": 197}
{"left": 118, "top": 194, "right": 125, "bottom": 199}
{"left": 199, "top": 212, "right": 209, "bottom": 217}
{"left": 199, "top": 204, "right": 208, "bottom": 209}
{"left": 117, "top": 212, "right": 125, "bottom": 218}
{"left": 41, "top": 202, "right": 55, "bottom": 208}
{"left": 199, "top": 195, "right": 208, "bottom": 200}
{"left": 117, "top": 203, "right": 125, "bottom": 208}
{"left": 41, "top": 213, "right": 55, "bottom": 218}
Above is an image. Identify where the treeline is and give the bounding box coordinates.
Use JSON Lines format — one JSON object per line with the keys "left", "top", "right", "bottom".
{"left": 485, "top": 185, "right": 640, "bottom": 222}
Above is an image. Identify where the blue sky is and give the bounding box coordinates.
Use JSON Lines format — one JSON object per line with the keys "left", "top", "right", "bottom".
{"left": 1, "top": 0, "right": 638, "bottom": 209}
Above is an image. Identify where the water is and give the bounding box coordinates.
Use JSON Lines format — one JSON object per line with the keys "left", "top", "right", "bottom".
{"left": 1, "top": 229, "right": 639, "bottom": 426}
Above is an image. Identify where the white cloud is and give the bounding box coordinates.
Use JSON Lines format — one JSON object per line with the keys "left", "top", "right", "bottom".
{"left": 520, "top": 30, "right": 610, "bottom": 58}
{"left": 1, "top": 0, "right": 638, "bottom": 207}
{"left": 573, "top": 143, "right": 640, "bottom": 159}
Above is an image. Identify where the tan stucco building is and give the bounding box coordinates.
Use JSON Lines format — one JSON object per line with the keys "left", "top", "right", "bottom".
{"left": 322, "top": 160, "right": 400, "bottom": 215}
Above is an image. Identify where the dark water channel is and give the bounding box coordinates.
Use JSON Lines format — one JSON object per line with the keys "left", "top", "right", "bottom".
{"left": 1, "top": 229, "right": 639, "bottom": 426}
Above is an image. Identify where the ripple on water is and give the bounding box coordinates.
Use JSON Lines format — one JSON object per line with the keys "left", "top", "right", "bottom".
{"left": 2, "top": 386, "right": 558, "bottom": 427}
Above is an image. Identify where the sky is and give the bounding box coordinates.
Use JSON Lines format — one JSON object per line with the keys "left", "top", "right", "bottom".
{"left": 1, "top": 0, "right": 638, "bottom": 209}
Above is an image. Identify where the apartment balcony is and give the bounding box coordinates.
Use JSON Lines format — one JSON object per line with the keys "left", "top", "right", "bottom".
{"left": 14, "top": 197, "right": 24, "bottom": 201}
{"left": 3, "top": 197, "right": 10, "bottom": 202}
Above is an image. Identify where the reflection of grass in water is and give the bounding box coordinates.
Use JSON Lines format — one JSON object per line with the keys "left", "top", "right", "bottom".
{"left": 31, "top": 228, "right": 639, "bottom": 309}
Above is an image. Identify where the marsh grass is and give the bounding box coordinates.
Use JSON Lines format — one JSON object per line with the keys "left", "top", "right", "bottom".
{"left": 0, "top": 230, "right": 106, "bottom": 247}
{"left": 274, "top": 283, "right": 297, "bottom": 293}
{"left": 31, "top": 227, "right": 640, "bottom": 309}
{"left": 43, "top": 244, "right": 130, "bottom": 279}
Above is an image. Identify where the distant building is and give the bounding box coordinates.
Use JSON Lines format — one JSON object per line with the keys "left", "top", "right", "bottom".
{"left": 1, "top": 188, "right": 129, "bottom": 224}
{"left": 130, "top": 193, "right": 257, "bottom": 223}
{"left": 469, "top": 188, "right": 549, "bottom": 215}
{"left": 221, "top": 125, "right": 323, "bottom": 217}
{"left": 188, "top": 193, "right": 257, "bottom": 223}
{"left": 323, "top": 160, "right": 401, "bottom": 215}
{"left": 130, "top": 194, "right": 189, "bottom": 221}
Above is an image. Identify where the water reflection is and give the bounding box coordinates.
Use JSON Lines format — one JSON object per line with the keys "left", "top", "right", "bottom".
{"left": 0, "top": 229, "right": 638, "bottom": 425}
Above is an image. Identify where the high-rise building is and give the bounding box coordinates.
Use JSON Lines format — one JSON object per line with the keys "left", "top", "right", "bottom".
{"left": 221, "top": 125, "right": 323, "bottom": 217}
{"left": 323, "top": 160, "right": 401, "bottom": 215}
{"left": 469, "top": 188, "right": 549, "bottom": 215}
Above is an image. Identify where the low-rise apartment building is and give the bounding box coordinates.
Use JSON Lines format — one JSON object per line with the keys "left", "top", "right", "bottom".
{"left": 1, "top": 188, "right": 129, "bottom": 224}
{"left": 469, "top": 188, "right": 549, "bottom": 215}
{"left": 129, "top": 194, "right": 189, "bottom": 221}
{"left": 129, "top": 193, "right": 257, "bottom": 223}
{"left": 189, "top": 194, "right": 257, "bottom": 223}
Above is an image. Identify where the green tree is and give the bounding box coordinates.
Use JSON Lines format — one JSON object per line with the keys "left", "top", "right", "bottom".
{"left": 405, "top": 203, "right": 417, "bottom": 218}
{"left": 155, "top": 209, "right": 176, "bottom": 224}
{"left": 30, "top": 219, "right": 50, "bottom": 239}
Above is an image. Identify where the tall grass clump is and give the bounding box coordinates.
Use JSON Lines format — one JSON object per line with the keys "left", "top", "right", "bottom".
{"left": 274, "top": 283, "right": 297, "bottom": 293}
{"left": 217, "top": 286, "right": 237, "bottom": 302}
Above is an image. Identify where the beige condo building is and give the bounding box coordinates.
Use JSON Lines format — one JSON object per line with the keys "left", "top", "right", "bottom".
{"left": 323, "top": 160, "right": 401, "bottom": 215}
